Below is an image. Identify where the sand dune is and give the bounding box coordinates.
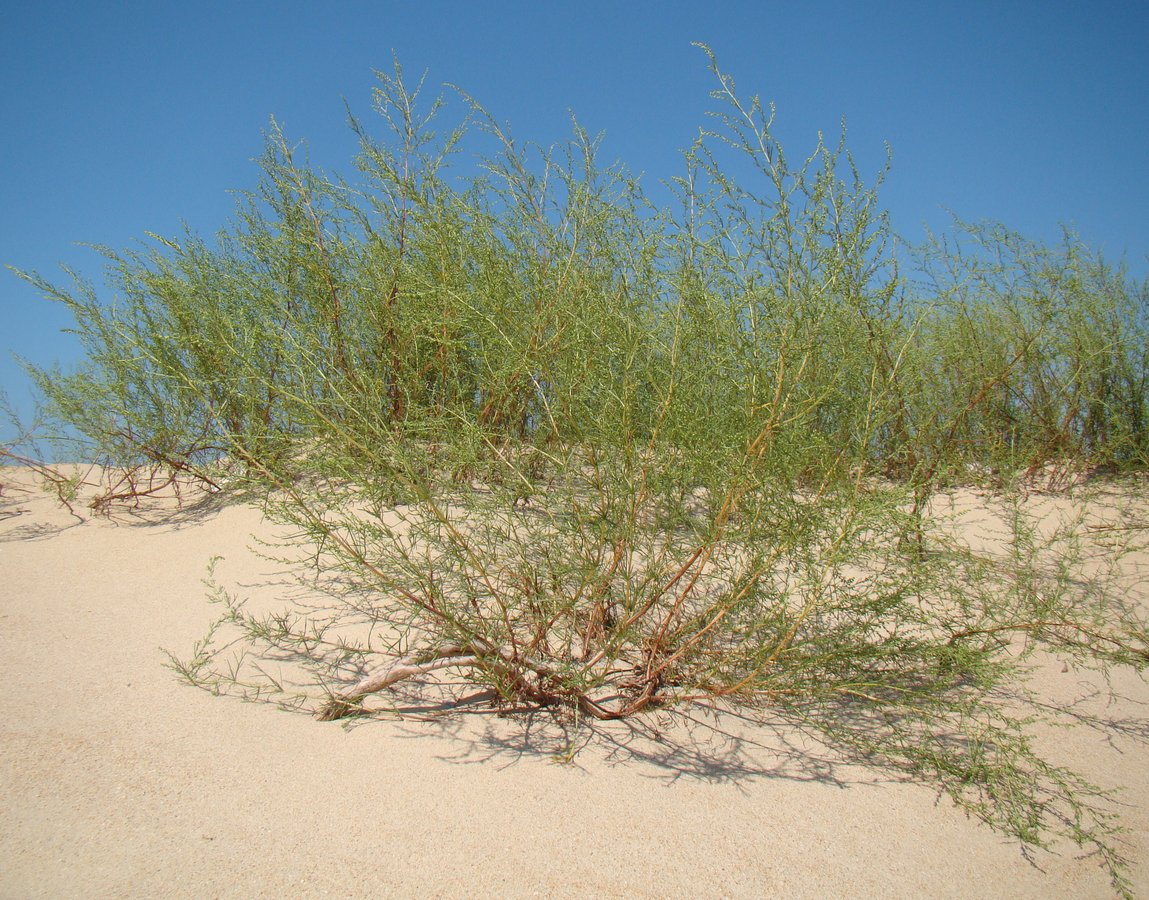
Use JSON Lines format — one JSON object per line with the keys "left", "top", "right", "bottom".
{"left": 2, "top": 465, "right": 1146, "bottom": 898}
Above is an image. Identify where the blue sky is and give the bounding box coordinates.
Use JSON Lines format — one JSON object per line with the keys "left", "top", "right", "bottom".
{"left": 2, "top": 2, "right": 1147, "bottom": 440}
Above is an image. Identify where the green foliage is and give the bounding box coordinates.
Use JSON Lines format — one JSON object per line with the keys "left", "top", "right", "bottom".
{"left": 11, "top": 50, "right": 1149, "bottom": 895}
{"left": 915, "top": 220, "right": 1149, "bottom": 476}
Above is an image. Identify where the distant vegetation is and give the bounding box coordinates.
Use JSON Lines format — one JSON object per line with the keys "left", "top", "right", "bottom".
{"left": 9, "top": 49, "right": 1148, "bottom": 895}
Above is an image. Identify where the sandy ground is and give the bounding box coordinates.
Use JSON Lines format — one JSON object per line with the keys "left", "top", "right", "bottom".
{"left": 2, "top": 465, "right": 1147, "bottom": 898}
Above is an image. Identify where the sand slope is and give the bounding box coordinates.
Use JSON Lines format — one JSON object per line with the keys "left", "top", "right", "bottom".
{"left": 2, "top": 466, "right": 1147, "bottom": 898}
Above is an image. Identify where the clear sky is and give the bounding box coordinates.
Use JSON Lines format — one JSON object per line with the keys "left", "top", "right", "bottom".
{"left": 3, "top": 1, "right": 1147, "bottom": 439}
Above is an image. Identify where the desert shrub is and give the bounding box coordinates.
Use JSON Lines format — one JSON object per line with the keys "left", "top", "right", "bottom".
{"left": 914, "top": 220, "right": 1149, "bottom": 477}
{"left": 11, "top": 50, "right": 1149, "bottom": 894}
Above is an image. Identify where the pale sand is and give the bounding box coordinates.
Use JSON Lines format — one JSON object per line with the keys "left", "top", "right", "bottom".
{"left": 2, "top": 466, "right": 1147, "bottom": 898}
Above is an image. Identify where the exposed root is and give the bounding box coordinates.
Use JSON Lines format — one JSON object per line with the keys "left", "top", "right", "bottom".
{"left": 318, "top": 645, "right": 474, "bottom": 720}
{"left": 316, "top": 640, "right": 663, "bottom": 722}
